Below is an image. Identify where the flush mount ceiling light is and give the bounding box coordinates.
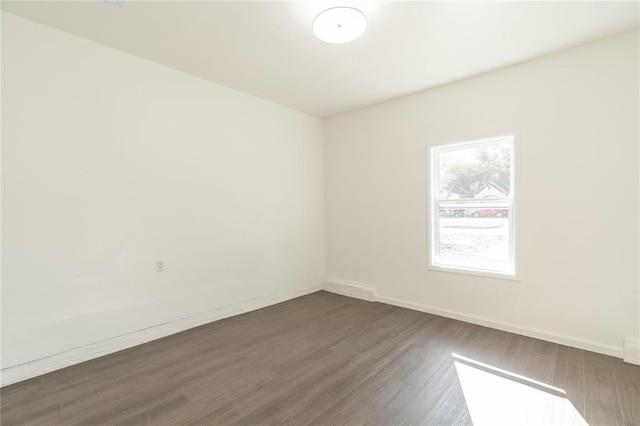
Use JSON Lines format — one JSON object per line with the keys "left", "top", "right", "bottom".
{"left": 313, "top": 7, "right": 367, "bottom": 44}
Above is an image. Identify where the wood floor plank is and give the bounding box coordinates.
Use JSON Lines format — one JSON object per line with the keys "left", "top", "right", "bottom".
{"left": 583, "top": 350, "right": 626, "bottom": 425}
{"left": 553, "top": 345, "right": 587, "bottom": 417}
{"left": 614, "top": 359, "right": 640, "bottom": 426}
{"left": 1, "top": 291, "right": 638, "bottom": 425}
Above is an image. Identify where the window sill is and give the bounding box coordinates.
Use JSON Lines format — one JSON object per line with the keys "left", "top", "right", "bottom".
{"left": 428, "top": 264, "right": 521, "bottom": 282}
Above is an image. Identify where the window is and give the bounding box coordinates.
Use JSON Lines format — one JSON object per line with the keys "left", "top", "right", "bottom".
{"left": 430, "top": 136, "right": 516, "bottom": 277}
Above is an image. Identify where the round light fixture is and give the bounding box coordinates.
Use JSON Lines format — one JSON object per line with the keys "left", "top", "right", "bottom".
{"left": 313, "top": 7, "right": 367, "bottom": 44}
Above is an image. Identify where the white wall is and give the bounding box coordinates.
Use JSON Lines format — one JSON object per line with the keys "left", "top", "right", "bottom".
{"left": 2, "top": 13, "right": 638, "bottom": 387}
{"left": 325, "top": 30, "right": 639, "bottom": 357}
{"left": 1, "top": 13, "right": 324, "bottom": 379}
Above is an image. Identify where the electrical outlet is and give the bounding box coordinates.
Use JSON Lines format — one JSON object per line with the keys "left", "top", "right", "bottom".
{"left": 156, "top": 261, "right": 165, "bottom": 272}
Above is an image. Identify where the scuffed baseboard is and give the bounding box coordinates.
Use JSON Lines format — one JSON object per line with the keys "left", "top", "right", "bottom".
{"left": 624, "top": 338, "right": 640, "bottom": 365}
{"left": 325, "top": 276, "right": 627, "bottom": 361}
{"left": 323, "top": 277, "right": 376, "bottom": 301}
{"left": 1, "top": 284, "right": 322, "bottom": 387}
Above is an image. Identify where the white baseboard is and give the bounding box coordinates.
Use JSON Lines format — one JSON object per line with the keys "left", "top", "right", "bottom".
{"left": 375, "top": 294, "right": 624, "bottom": 359}
{"left": 0, "top": 284, "right": 322, "bottom": 387}
{"left": 624, "top": 338, "right": 640, "bottom": 365}
{"left": 3, "top": 278, "right": 634, "bottom": 387}
{"left": 324, "top": 276, "right": 627, "bottom": 360}
{"left": 323, "top": 277, "right": 376, "bottom": 301}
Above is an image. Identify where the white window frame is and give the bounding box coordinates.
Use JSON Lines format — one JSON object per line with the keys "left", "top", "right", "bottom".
{"left": 428, "top": 135, "right": 519, "bottom": 280}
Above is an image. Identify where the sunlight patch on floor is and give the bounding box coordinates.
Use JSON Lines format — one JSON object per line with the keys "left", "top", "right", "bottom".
{"left": 453, "top": 353, "right": 588, "bottom": 426}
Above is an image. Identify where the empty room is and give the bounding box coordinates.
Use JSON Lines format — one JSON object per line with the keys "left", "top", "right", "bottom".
{"left": 1, "top": 1, "right": 639, "bottom": 425}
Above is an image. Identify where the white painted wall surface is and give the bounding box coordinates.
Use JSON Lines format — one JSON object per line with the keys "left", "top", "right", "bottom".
{"left": 325, "top": 31, "right": 639, "bottom": 356}
{"left": 1, "top": 13, "right": 324, "bottom": 374}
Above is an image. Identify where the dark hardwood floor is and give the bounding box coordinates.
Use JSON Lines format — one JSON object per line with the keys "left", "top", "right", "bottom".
{"left": 1, "top": 291, "right": 639, "bottom": 425}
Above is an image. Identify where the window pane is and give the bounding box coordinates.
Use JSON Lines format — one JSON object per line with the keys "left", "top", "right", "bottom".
{"left": 431, "top": 136, "right": 515, "bottom": 276}
{"left": 436, "top": 207, "right": 511, "bottom": 273}
{"left": 438, "top": 142, "right": 511, "bottom": 199}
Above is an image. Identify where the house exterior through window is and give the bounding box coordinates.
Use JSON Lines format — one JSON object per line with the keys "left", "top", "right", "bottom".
{"left": 429, "top": 136, "right": 516, "bottom": 277}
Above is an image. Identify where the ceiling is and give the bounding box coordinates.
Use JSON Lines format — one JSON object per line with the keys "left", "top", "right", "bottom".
{"left": 2, "top": 1, "right": 638, "bottom": 117}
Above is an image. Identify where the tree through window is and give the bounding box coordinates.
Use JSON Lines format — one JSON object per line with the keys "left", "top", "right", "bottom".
{"left": 430, "top": 136, "right": 516, "bottom": 276}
